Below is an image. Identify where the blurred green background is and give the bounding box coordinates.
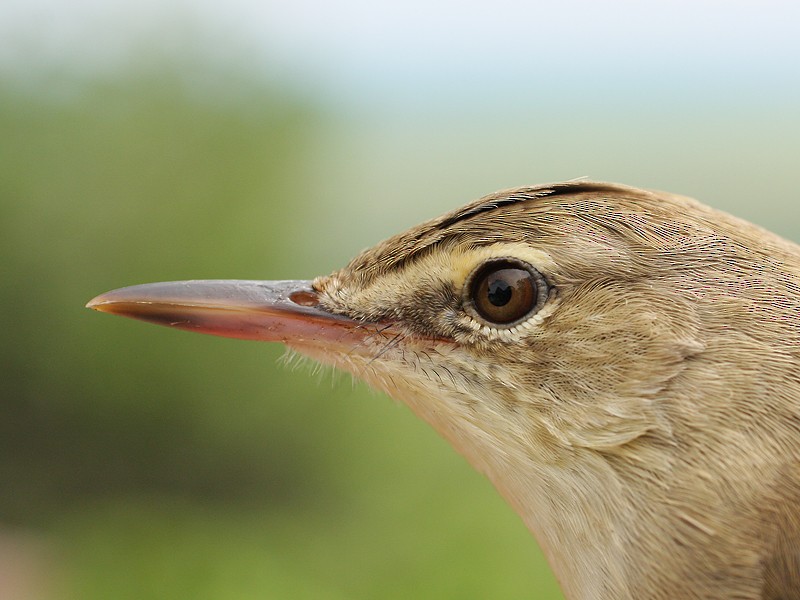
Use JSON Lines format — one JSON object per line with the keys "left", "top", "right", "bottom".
{"left": 1, "top": 2, "right": 799, "bottom": 599}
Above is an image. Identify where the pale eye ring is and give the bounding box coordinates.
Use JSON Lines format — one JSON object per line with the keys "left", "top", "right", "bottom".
{"left": 463, "top": 259, "right": 548, "bottom": 327}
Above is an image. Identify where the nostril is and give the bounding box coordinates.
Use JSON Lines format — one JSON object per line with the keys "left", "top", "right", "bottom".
{"left": 289, "top": 290, "right": 320, "bottom": 307}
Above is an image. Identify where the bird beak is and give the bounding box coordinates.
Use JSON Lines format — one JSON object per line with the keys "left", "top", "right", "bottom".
{"left": 86, "top": 280, "right": 372, "bottom": 348}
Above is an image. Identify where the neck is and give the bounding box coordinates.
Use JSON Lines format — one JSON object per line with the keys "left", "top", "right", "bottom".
{"left": 487, "top": 452, "right": 635, "bottom": 600}
{"left": 385, "top": 378, "right": 638, "bottom": 599}
{"left": 456, "top": 430, "right": 636, "bottom": 600}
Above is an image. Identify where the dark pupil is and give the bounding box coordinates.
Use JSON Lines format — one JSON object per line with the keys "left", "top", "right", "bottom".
{"left": 487, "top": 279, "right": 513, "bottom": 306}
{"left": 470, "top": 263, "right": 538, "bottom": 325}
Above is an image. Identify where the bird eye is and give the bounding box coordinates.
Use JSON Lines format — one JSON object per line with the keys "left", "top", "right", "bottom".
{"left": 465, "top": 259, "right": 546, "bottom": 326}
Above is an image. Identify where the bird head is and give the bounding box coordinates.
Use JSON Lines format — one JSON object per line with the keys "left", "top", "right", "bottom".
{"left": 88, "top": 181, "right": 800, "bottom": 599}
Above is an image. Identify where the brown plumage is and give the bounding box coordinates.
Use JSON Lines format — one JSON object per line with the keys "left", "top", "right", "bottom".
{"left": 89, "top": 181, "right": 800, "bottom": 599}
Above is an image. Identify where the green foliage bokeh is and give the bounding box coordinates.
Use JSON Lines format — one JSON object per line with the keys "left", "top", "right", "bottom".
{"left": 0, "top": 65, "right": 559, "bottom": 598}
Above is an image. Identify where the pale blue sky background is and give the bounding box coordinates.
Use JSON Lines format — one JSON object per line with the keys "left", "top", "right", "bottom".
{"left": 1, "top": 0, "right": 798, "bottom": 263}
{"left": 2, "top": 0, "right": 798, "bottom": 113}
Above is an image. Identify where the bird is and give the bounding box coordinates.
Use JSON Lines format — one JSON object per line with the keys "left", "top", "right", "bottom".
{"left": 87, "top": 181, "right": 800, "bottom": 600}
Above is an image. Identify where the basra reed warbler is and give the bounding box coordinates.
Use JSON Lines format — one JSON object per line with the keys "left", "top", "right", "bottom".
{"left": 88, "top": 181, "right": 800, "bottom": 600}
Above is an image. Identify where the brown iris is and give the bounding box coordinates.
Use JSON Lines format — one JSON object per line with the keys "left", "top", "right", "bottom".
{"left": 467, "top": 260, "right": 542, "bottom": 325}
